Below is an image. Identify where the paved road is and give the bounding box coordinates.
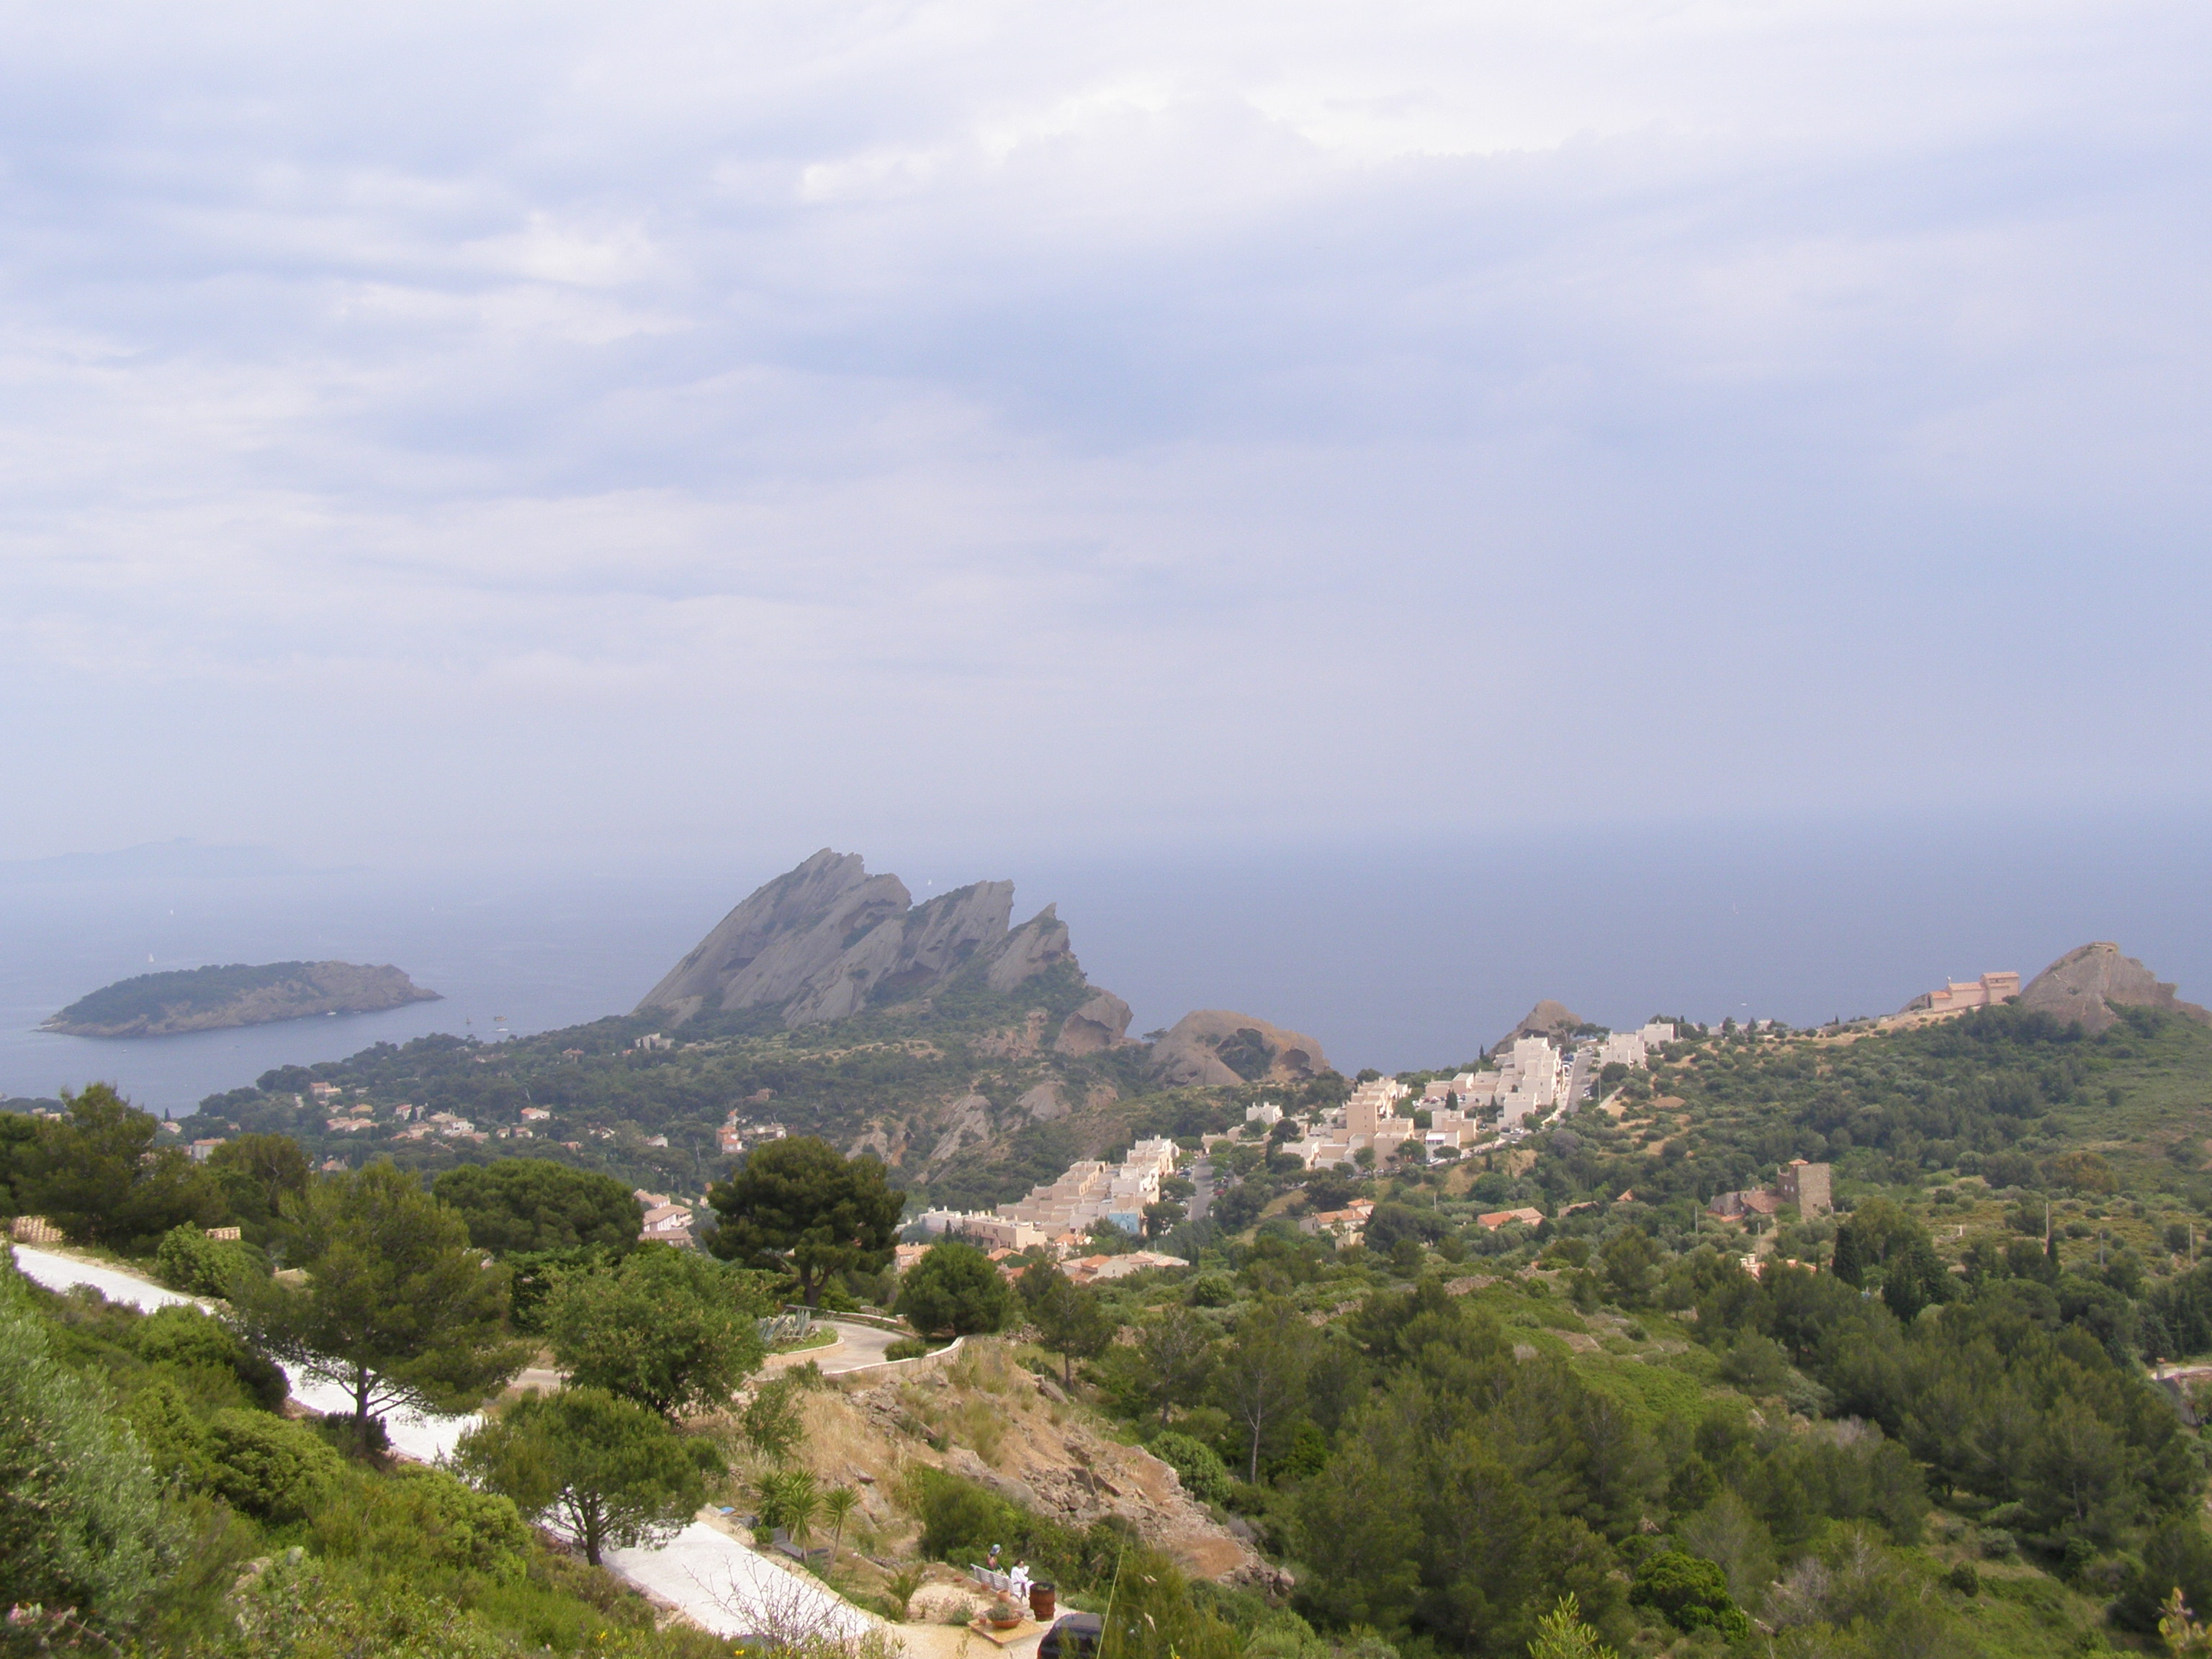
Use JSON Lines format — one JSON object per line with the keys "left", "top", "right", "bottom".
{"left": 764, "top": 1318, "right": 907, "bottom": 1375}
{"left": 1563, "top": 1043, "right": 1595, "bottom": 1115}
{"left": 1189, "top": 1157, "right": 1214, "bottom": 1223}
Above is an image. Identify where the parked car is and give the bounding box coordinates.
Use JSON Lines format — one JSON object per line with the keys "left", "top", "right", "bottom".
{"left": 1039, "top": 1613, "right": 1102, "bottom": 1659}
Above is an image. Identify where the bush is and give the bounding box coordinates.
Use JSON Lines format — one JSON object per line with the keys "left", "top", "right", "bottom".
{"left": 132, "top": 1302, "right": 288, "bottom": 1409}
{"left": 884, "top": 1337, "right": 930, "bottom": 1360}
{"left": 154, "top": 1223, "right": 252, "bottom": 1296}
{"left": 0, "top": 1282, "right": 175, "bottom": 1627}
{"left": 310, "top": 1462, "right": 531, "bottom": 1581}
{"left": 1944, "top": 1562, "right": 1980, "bottom": 1596}
{"left": 204, "top": 1408, "right": 346, "bottom": 1521}
{"left": 153, "top": 1220, "right": 256, "bottom": 1300}
{"left": 1151, "top": 1431, "right": 1233, "bottom": 1506}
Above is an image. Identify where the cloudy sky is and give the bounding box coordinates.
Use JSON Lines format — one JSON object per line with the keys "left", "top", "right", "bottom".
{"left": 3, "top": 0, "right": 2208, "bottom": 871}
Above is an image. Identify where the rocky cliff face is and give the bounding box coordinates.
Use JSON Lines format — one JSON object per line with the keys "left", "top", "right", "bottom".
{"left": 2020, "top": 943, "right": 2212, "bottom": 1035}
{"left": 637, "top": 849, "right": 1110, "bottom": 1033}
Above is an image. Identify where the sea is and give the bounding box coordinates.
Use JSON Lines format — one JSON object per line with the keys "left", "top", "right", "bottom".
{"left": 4, "top": 806, "right": 2207, "bottom": 1117}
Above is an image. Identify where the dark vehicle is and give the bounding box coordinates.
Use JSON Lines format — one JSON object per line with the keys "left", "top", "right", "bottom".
{"left": 1039, "top": 1612, "right": 1102, "bottom": 1659}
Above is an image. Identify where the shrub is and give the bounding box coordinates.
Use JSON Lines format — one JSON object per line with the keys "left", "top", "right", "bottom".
{"left": 132, "top": 1302, "right": 288, "bottom": 1409}
{"left": 0, "top": 1283, "right": 175, "bottom": 1627}
{"left": 884, "top": 1337, "right": 930, "bottom": 1360}
{"left": 1151, "top": 1431, "right": 1233, "bottom": 1506}
{"left": 204, "top": 1408, "right": 346, "bottom": 1521}
{"left": 154, "top": 1223, "right": 253, "bottom": 1298}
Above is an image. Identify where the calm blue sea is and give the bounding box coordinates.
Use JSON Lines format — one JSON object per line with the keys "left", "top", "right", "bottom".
{"left": 4, "top": 806, "right": 2207, "bottom": 1115}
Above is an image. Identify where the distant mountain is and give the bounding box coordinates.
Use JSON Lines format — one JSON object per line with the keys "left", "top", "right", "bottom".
{"left": 2020, "top": 942, "right": 2212, "bottom": 1036}
{"left": 636, "top": 848, "right": 1129, "bottom": 1041}
{"left": 0, "top": 838, "right": 302, "bottom": 884}
{"left": 42, "top": 961, "right": 439, "bottom": 1038}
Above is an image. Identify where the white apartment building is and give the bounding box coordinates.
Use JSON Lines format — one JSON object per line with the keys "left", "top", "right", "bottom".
{"left": 995, "top": 1137, "right": 1179, "bottom": 1236}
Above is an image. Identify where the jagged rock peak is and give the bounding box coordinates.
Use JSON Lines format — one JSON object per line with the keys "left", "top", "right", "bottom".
{"left": 636, "top": 850, "right": 1098, "bottom": 1030}
{"left": 2020, "top": 942, "right": 2212, "bottom": 1036}
{"left": 1146, "top": 1010, "right": 1331, "bottom": 1088}
{"left": 1494, "top": 999, "right": 1583, "bottom": 1053}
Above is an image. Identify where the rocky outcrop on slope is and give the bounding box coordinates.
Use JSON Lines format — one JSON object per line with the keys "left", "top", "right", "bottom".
{"left": 1493, "top": 999, "right": 1583, "bottom": 1052}
{"left": 42, "top": 961, "right": 439, "bottom": 1038}
{"left": 1146, "top": 1010, "right": 1330, "bottom": 1087}
{"left": 636, "top": 850, "right": 1090, "bottom": 1028}
{"left": 1053, "top": 990, "right": 1133, "bottom": 1055}
{"left": 2020, "top": 943, "right": 2212, "bottom": 1036}
{"left": 812, "top": 1354, "right": 1278, "bottom": 1589}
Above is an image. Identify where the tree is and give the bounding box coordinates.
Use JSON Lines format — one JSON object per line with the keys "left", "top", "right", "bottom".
{"left": 755, "top": 1467, "right": 821, "bottom": 1544}
{"left": 895, "top": 1241, "right": 1015, "bottom": 1338}
{"left": 1031, "top": 1274, "right": 1115, "bottom": 1387}
{"left": 0, "top": 1278, "right": 174, "bottom": 1632}
{"left": 231, "top": 1161, "right": 528, "bottom": 1445}
{"left": 204, "top": 1133, "right": 311, "bottom": 1253}
{"left": 1629, "top": 1551, "right": 1750, "bottom": 1637}
{"left": 1218, "top": 1295, "right": 1311, "bottom": 1483}
{"left": 822, "top": 1484, "right": 860, "bottom": 1555}
{"left": 544, "top": 1244, "right": 768, "bottom": 1418}
{"left": 1601, "top": 1228, "right": 1660, "bottom": 1308}
{"left": 1133, "top": 1306, "right": 1217, "bottom": 1426}
{"left": 706, "top": 1137, "right": 904, "bottom": 1307}
{"left": 454, "top": 1387, "right": 706, "bottom": 1566}
{"left": 19, "top": 1084, "right": 221, "bottom": 1251}
{"left": 433, "top": 1160, "right": 642, "bottom": 1255}
{"left": 1528, "top": 1594, "right": 1619, "bottom": 1659}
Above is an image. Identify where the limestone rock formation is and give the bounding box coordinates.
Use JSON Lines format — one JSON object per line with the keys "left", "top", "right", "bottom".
{"left": 636, "top": 850, "right": 1092, "bottom": 1028}
{"left": 1146, "top": 1010, "right": 1331, "bottom": 1087}
{"left": 2020, "top": 943, "right": 2212, "bottom": 1036}
{"left": 1493, "top": 999, "right": 1583, "bottom": 1053}
{"left": 1053, "top": 990, "right": 1133, "bottom": 1055}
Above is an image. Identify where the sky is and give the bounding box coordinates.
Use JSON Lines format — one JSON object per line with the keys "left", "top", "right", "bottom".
{"left": 2, "top": 1, "right": 2210, "bottom": 874}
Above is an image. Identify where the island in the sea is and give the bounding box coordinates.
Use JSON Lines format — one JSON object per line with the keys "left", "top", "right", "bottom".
{"left": 40, "top": 961, "right": 441, "bottom": 1038}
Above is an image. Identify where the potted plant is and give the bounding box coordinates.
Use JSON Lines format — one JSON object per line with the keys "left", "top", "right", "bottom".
{"left": 987, "top": 1599, "right": 1022, "bottom": 1631}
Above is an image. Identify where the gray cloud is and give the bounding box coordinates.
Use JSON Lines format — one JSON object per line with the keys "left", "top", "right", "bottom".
{"left": 1, "top": 1, "right": 2208, "bottom": 867}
